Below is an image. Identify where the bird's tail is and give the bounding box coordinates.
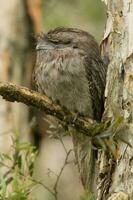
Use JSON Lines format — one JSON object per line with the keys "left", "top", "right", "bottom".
{"left": 72, "top": 131, "right": 96, "bottom": 193}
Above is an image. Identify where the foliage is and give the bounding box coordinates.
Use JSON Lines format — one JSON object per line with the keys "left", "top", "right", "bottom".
{"left": 80, "top": 191, "right": 95, "bottom": 200}
{"left": 0, "top": 137, "right": 38, "bottom": 200}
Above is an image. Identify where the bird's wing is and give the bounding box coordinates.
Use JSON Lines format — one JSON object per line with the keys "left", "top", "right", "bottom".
{"left": 84, "top": 55, "right": 106, "bottom": 121}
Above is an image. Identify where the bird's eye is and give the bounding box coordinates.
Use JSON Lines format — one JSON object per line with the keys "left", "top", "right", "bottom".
{"left": 61, "top": 39, "right": 71, "bottom": 44}
{"left": 73, "top": 45, "right": 78, "bottom": 49}
{"left": 52, "top": 40, "right": 71, "bottom": 45}
{"left": 52, "top": 39, "right": 59, "bottom": 43}
{"left": 47, "top": 37, "right": 59, "bottom": 44}
{"left": 51, "top": 40, "right": 59, "bottom": 44}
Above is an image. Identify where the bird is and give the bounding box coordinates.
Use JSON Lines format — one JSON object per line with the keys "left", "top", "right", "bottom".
{"left": 32, "top": 27, "right": 107, "bottom": 192}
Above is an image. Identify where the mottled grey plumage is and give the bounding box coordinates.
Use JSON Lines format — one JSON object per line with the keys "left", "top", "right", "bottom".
{"left": 33, "top": 27, "right": 106, "bottom": 191}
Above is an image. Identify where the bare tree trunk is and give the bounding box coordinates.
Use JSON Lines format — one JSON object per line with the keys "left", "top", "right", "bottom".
{"left": 97, "top": 1, "right": 133, "bottom": 199}
{"left": 27, "top": 0, "right": 42, "bottom": 33}
{"left": 0, "top": 0, "right": 34, "bottom": 151}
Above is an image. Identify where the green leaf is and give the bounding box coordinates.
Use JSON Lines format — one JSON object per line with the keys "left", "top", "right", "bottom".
{"left": 80, "top": 191, "right": 95, "bottom": 200}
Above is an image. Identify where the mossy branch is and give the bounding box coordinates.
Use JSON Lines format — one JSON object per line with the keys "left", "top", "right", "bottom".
{"left": 0, "top": 81, "right": 100, "bottom": 137}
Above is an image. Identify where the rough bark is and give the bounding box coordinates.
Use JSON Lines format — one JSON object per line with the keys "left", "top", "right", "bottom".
{"left": 97, "top": 1, "right": 133, "bottom": 199}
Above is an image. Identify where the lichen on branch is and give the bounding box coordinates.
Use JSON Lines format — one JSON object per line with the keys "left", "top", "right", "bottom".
{"left": 0, "top": 81, "right": 98, "bottom": 137}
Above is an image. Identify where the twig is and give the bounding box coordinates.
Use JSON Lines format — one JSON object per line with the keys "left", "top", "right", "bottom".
{"left": 53, "top": 149, "right": 73, "bottom": 200}
{"left": 58, "top": 133, "right": 68, "bottom": 154}
{"left": 32, "top": 178, "right": 56, "bottom": 197}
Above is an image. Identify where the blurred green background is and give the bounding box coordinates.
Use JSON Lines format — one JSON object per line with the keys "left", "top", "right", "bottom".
{"left": 42, "top": 0, "right": 106, "bottom": 42}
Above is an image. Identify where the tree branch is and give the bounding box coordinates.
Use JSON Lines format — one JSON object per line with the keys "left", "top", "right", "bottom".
{"left": 0, "top": 81, "right": 101, "bottom": 137}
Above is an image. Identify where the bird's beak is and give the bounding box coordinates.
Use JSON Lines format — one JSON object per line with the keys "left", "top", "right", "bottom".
{"left": 36, "top": 43, "right": 55, "bottom": 50}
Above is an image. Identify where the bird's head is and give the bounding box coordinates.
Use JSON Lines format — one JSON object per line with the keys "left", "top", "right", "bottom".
{"left": 36, "top": 27, "right": 99, "bottom": 56}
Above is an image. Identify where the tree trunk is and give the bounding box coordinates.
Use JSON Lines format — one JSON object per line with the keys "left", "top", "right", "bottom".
{"left": 97, "top": 1, "right": 133, "bottom": 199}
{"left": 0, "top": 0, "right": 34, "bottom": 150}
